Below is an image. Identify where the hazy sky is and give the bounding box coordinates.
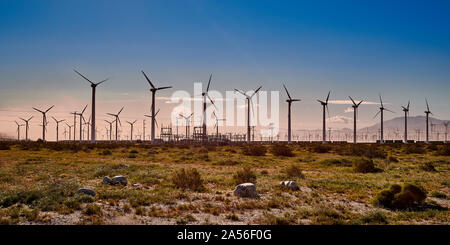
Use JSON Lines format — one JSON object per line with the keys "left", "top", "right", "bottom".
{"left": 1, "top": 0, "right": 449, "bottom": 140}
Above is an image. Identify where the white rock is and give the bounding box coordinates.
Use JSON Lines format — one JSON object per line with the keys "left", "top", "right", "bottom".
{"left": 280, "top": 181, "right": 299, "bottom": 190}
{"left": 111, "top": 176, "right": 127, "bottom": 185}
{"left": 233, "top": 183, "right": 258, "bottom": 198}
{"left": 76, "top": 188, "right": 95, "bottom": 196}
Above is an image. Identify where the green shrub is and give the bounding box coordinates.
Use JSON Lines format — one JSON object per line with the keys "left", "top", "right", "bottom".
{"left": 270, "top": 144, "right": 295, "bottom": 157}
{"left": 213, "top": 160, "right": 239, "bottom": 166}
{"left": 241, "top": 144, "right": 267, "bottom": 156}
{"left": 233, "top": 167, "right": 257, "bottom": 185}
{"left": 353, "top": 158, "right": 377, "bottom": 173}
{"left": 319, "top": 158, "right": 352, "bottom": 167}
{"left": 357, "top": 211, "right": 388, "bottom": 224}
{"left": 373, "top": 184, "right": 427, "bottom": 209}
{"left": 171, "top": 168, "right": 204, "bottom": 191}
{"left": 99, "top": 149, "right": 112, "bottom": 156}
{"left": 430, "top": 191, "right": 447, "bottom": 199}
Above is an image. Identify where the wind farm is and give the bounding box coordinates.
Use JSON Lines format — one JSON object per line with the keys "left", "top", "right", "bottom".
{"left": 0, "top": 1, "right": 449, "bottom": 228}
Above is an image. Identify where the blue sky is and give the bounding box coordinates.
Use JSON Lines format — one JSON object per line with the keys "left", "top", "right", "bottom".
{"left": 1, "top": 0, "right": 449, "bottom": 139}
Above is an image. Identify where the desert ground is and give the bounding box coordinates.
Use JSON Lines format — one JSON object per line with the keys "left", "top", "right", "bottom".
{"left": 0, "top": 141, "right": 448, "bottom": 225}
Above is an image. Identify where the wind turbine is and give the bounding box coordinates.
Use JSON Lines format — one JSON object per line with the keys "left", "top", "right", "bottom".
{"left": 179, "top": 112, "right": 193, "bottom": 139}
{"left": 145, "top": 109, "right": 160, "bottom": 137}
{"left": 401, "top": 101, "right": 410, "bottom": 144}
{"left": 283, "top": 84, "right": 301, "bottom": 144}
{"left": 19, "top": 116, "right": 33, "bottom": 141}
{"left": 52, "top": 117, "right": 65, "bottom": 142}
{"left": 141, "top": 71, "right": 172, "bottom": 142}
{"left": 317, "top": 91, "right": 330, "bottom": 144}
{"left": 126, "top": 120, "right": 137, "bottom": 141}
{"left": 200, "top": 74, "right": 217, "bottom": 142}
{"left": 424, "top": 99, "right": 433, "bottom": 143}
{"left": 74, "top": 70, "right": 108, "bottom": 143}
{"left": 373, "top": 94, "right": 395, "bottom": 143}
{"left": 213, "top": 111, "right": 226, "bottom": 138}
{"left": 234, "top": 86, "right": 262, "bottom": 143}
{"left": 14, "top": 121, "right": 24, "bottom": 141}
{"left": 83, "top": 115, "right": 91, "bottom": 141}
{"left": 104, "top": 119, "right": 114, "bottom": 141}
{"left": 107, "top": 107, "right": 124, "bottom": 141}
{"left": 349, "top": 96, "right": 363, "bottom": 144}
{"left": 32, "top": 105, "right": 54, "bottom": 141}
{"left": 444, "top": 121, "right": 449, "bottom": 144}
{"left": 65, "top": 123, "right": 73, "bottom": 141}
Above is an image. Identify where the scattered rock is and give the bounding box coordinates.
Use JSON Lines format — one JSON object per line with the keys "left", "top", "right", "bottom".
{"left": 132, "top": 183, "right": 142, "bottom": 188}
{"left": 233, "top": 183, "right": 258, "bottom": 198}
{"left": 280, "top": 181, "right": 299, "bottom": 190}
{"left": 120, "top": 164, "right": 130, "bottom": 168}
{"left": 102, "top": 176, "right": 112, "bottom": 185}
{"left": 76, "top": 188, "right": 95, "bottom": 196}
{"left": 111, "top": 176, "right": 127, "bottom": 186}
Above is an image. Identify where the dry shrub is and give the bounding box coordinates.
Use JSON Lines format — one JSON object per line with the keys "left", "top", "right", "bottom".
{"left": 420, "top": 162, "right": 436, "bottom": 172}
{"left": 337, "top": 144, "right": 386, "bottom": 159}
{"left": 353, "top": 158, "right": 377, "bottom": 173}
{"left": 373, "top": 184, "right": 427, "bottom": 209}
{"left": 241, "top": 144, "right": 267, "bottom": 156}
{"left": 403, "top": 144, "right": 425, "bottom": 154}
{"left": 284, "top": 165, "right": 304, "bottom": 178}
{"left": 233, "top": 167, "right": 257, "bottom": 185}
{"left": 270, "top": 144, "right": 295, "bottom": 157}
{"left": 435, "top": 145, "right": 450, "bottom": 156}
{"left": 171, "top": 168, "right": 204, "bottom": 191}
{"left": 311, "top": 144, "right": 331, "bottom": 153}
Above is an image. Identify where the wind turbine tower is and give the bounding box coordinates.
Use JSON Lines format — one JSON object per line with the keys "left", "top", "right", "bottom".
{"left": 74, "top": 70, "right": 108, "bottom": 143}
{"left": 317, "top": 91, "right": 330, "bottom": 144}
{"left": 107, "top": 107, "right": 124, "bottom": 142}
{"left": 141, "top": 71, "right": 172, "bottom": 142}
{"left": 424, "top": 99, "right": 432, "bottom": 143}
{"left": 20, "top": 116, "right": 33, "bottom": 141}
{"left": 283, "top": 84, "right": 301, "bottom": 144}
{"left": 126, "top": 120, "right": 137, "bottom": 141}
{"left": 402, "top": 101, "right": 410, "bottom": 144}
{"left": 349, "top": 96, "right": 363, "bottom": 144}
{"left": 234, "top": 86, "right": 262, "bottom": 143}
{"left": 52, "top": 117, "right": 65, "bottom": 142}
{"left": 373, "top": 95, "right": 394, "bottom": 144}
{"left": 33, "top": 105, "right": 54, "bottom": 141}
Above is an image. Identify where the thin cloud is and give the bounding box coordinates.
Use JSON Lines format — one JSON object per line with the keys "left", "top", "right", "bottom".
{"left": 327, "top": 115, "right": 352, "bottom": 124}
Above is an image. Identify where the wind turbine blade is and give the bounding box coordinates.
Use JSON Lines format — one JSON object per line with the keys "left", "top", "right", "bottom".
{"left": 154, "top": 119, "right": 159, "bottom": 128}
{"left": 349, "top": 96, "right": 356, "bottom": 106}
{"left": 74, "top": 69, "right": 94, "bottom": 84}
{"left": 357, "top": 100, "right": 363, "bottom": 107}
{"left": 317, "top": 99, "right": 324, "bottom": 104}
{"left": 326, "top": 91, "right": 331, "bottom": 103}
{"left": 33, "top": 107, "right": 44, "bottom": 113}
{"left": 28, "top": 116, "right": 33, "bottom": 121}
{"left": 385, "top": 108, "right": 395, "bottom": 113}
{"left": 155, "top": 109, "right": 160, "bottom": 116}
{"left": 426, "top": 98, "right": 430, "bottom": 111}
{"left": 283, "top": 84, "right": 292, "bottom": 100}
{"left": 206, "top": 74, "right": 212, "bottom": 92}
{"left": 107, "top": 113, "right": 116, "bottom": 117}
{"left": 118, "top": 107, "right": 124, "bottom": 115}
{"left": 213, "top": 111, "right": 217, "bottom": 119}
{"left": 326, "top": 104, "right": 330, "bottom": 119}
{"left": 379, "top": 94, "right": 384, "bottom": 108}
{"left": 96, "top": 78, "right": 109, "bottom": 86}
{"left": 141, "top": 71, "right": 156, "bottom": 89}
{"left": 81, "top": 105, "right": 88, "bottom": 114}
{"left": 45, "top": 105, "right": 54, "bottom": 113}
{"left": 251, "top": 86, "right": 262, "bottom": 98}
{"left": 207, "top": 94, "right": 217, "bottom": 109}
{"left": 144, "top": 115, "right": 151, "bottom": 118}
{"left": 250, "top": 99, "right": 255, "bottom": 117}
{"left": 234, "top": 89, "right": 246, "bottom": 96}
{"left": 407, "top": 100, "right": 410, "bottom": 110}
{"left": 133, "top": 120, "right": 137, "bottom": 124}
{"left": 52, "top": 116, "right": 57, "bottom": 122}
{"left": 157, "top": 86, "right": 172, "bottom": 90}
{"left": 189, "top": 113, "right": 194, "bottom": 118}
{"left": 373, "top": 110, "right": 381, "bottom": 119}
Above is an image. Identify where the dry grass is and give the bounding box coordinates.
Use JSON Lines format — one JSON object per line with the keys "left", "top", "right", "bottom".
{"left": 0, "top": 141, "right": 448, "bottom": 225}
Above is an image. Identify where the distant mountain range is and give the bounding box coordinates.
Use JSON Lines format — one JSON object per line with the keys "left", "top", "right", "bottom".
{"left": 360, "top": 116, "right": 449, "bottom": 132}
